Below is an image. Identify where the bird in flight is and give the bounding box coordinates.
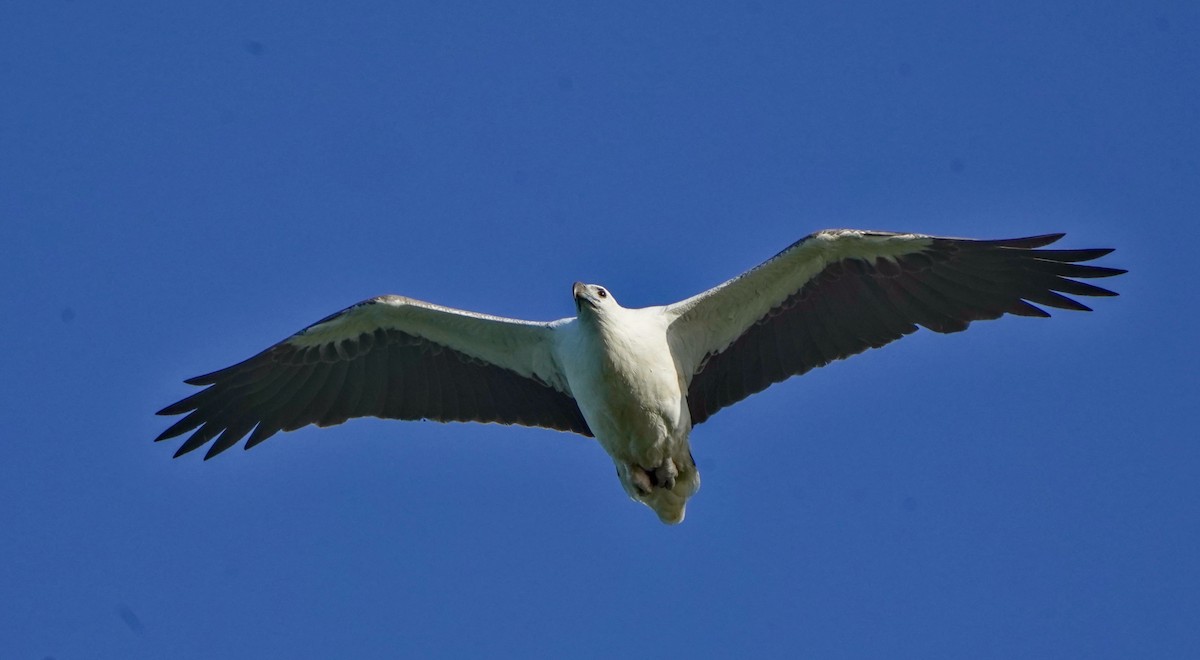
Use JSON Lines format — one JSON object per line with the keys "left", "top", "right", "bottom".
{"left": 157, "top": 229, "right": 1124, "bottom": 523}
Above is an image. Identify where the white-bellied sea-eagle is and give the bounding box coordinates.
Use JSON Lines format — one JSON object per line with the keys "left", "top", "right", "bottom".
{"left": 157, "top": 230, "right": 1124, "bottom": 523}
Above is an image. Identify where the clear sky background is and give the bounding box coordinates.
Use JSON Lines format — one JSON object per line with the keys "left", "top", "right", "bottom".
{"left": 2, "top": 2, "right": 1196, "bottom": 658}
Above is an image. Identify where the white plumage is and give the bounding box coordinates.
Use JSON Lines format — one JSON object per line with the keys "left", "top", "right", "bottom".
{"left": 157, "top": 229, "right": 1124, "bottom": 523}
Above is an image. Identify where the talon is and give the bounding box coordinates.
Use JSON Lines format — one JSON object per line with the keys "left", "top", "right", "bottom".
{"left": 630, "top": 468, "right": 653, "bottom": 495}
{"left": 654, "top": 458, "right": 679, "bottom": 491}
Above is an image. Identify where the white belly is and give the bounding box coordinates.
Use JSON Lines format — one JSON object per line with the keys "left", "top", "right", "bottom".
{"left": 561, "top": 315, "right": 690, "bottom": 467}
{"left": 555, "top": 304, "right": 701, "bottom": 523}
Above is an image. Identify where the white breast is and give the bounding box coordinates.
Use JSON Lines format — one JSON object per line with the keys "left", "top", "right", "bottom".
{"left": 557, "top": 306, "right": 690, "bottom": 466}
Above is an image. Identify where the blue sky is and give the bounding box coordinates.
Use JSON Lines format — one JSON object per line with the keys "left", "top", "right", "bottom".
{"left": 2, "top": 1, "right": 1196, "bottom": 657}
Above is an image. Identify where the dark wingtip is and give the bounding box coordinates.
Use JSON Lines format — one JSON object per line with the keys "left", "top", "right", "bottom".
{"left": 184, "top": 372, "right": 218, "bottom": 386}
{"left": 154, "top": 412, "right": 202, "bottom": 442}
{"left": 1077, "top": 248, "right": 1118, "bottom": 261}
{"left": 1085, "top": 283, "right": 1121, "bottom": 296}
{"left": 183, "top": 346, "right": 280, "bottom": 385}
{"left": 1081, "top": 265, "right": 1127, "bottom": 278}
{"left": 1019, "top": 232, "right": 1066, "bottom": 247}
{"left": 978, "top": 233, "right": 1065, "bottom": 249}
{"left": 1038, "top": 247, "right": 1118, "bottom": 262}
{"left": 157, "top": 397, "right": 198, "bottom": 416}
{"left": 1012, "top": 300, "right": 1051, "bottom": 317}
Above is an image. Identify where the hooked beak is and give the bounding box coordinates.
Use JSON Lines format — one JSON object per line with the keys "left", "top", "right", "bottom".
{"left": 573, "top": 281, "right": 614, "bottom": 313}
{"left": 572, "top": 281, "right": 595, "bottom": 311}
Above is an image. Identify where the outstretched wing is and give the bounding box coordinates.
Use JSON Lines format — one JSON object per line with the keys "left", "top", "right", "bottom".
{"left": 156, "top": 295, "right": 591, "bottom": 459}
{"left": 666, "top": 230, "right": 1125, "bottom": 425}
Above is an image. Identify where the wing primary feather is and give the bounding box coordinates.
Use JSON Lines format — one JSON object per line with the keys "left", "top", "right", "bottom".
{"left": 937, "top": 260, "right": 1044, "bottom": 298}
{"left": 954, "top": 260, "right": 1105, "bottom": 310}
{"left": 1026, "top": 261, "right": 1127, "bottom": 279}
{"left": 969, "top": 233, "right": 1065, "bottom": 249}
{"left": 918, "top": 270, "right": 1009, "bottom": 321}
{"left": 173, "top": 421, "right": 226, "bottom": 458}
{"left": 155, "top": 409, "right": 206, "bottom": 442}
{"left": 171, "top": 388, "right": 259, "bottom": 455}
{"left": 242, "top": 366, "right": 327, "bottom": 447}
{"left": 204, "top": 419, "right": 258, "bottom": 459}
{"left": 236, "top": 362, "right": 305, "bottom": 414}
{"left": 157, "top": 387, "right": 222, "bottom": 417}
{"left": 243, "top": 422, "right": 280, "bottom": 450}
{"left": 161, "top": 356, "right": 284, "bottom": 416}
{"left": 184, "top": 350, "right": 277, "bottom": 386}
{"left": 935, "top": 261, "right": 1084, "bottom": 316}
{"left": 279, "top": 362, "right": 333, "bottom": 432}
{"left": 1010, "top": 300, "right": 1052, "bottom": 317}
{"left": 187, "top": 365, "right": 303, "bottom": 453}
{"left": 1018, "top": 288, "right": 1094, "bottom": 312}
{"left": 1041, "top": 277, "right": 1119, "bottom": 298}
{"left": 889, "top": 274, "right": 969, "bottom": 333}
{"left": 240, "top": 362, "right": 313, "bottom": 428}
{"left": 228, "top": 368, "right": 313, "bottom": 451}
{"left": 1031, "top": 247, "right": 1115, "bottom": 262}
